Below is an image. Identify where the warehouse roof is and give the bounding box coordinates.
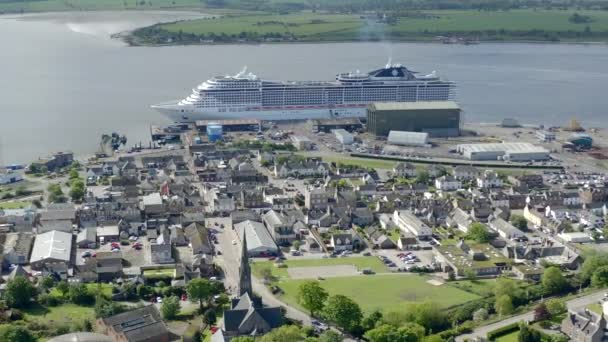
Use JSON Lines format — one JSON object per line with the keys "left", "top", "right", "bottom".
{"left": 457, "top": 142, "right": 548, "bottom": 154}
{"left": 235, "top": 220, "right": 277, "bottom": 253}
{"left": 388, "top": 131, "right": 429, "bottom": 145}
{"left": 369, "top": 101, "right": 460, "bottom": 111}
{"left": 30, "top": 230, "right": 72, "bottom": 264}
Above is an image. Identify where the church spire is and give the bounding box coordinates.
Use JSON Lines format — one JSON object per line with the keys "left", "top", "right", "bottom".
{"left": 238, "top": 233, "right": 252, "bottom": 297}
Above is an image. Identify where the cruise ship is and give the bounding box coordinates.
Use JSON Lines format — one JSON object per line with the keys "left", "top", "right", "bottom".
{"left": 152, "top": 62, "right": 455, "bottom": 122}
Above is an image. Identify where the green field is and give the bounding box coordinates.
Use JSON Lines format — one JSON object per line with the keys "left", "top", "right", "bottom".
{"left": 0, "top": 201, "right": 31, "bottom": 209}
{"left": 49, "top": 283, "right": 113, "bottom": 298}
{"left": 252, "top": 256, "right": 390, "bottom": 279}
{"left": 277, "top": 275, "right": 481, "bottom": 314}
{"left": 148, "top": 9, "right": 608, "bottom": 43}
{"left": 321, "top": 156, "right": 398, "bottom": 170}
{"left": 448, "top": 279, "right": 496, "bottom": 297}
{"left": 496, "top": 331, "right": 519, "bottom": 342}
{"left": 143, "top": 268, "right": 176, "bottom": 279}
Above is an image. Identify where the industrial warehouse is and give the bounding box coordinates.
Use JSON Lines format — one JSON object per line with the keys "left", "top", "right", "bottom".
{"left": 367, "top": 101, "right": 461, "bottom": 137}
{"left": 456, "top": 142, "right": 551, "bottom": 161}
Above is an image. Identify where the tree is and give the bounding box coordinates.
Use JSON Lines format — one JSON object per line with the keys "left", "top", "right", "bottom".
{"left": 580, "top": 253, "right": 608, "bottom": 283}
{"left": 364, "top": 323, "right": 424, "bottom": 342}
{"left": 259, "top": 325, "right": 303, "bottom": 342}
{"left": 533, "top": 303, "right": 551, "bottom": 321}
{"left": 405, "top": 301, "right": 449, "bottom": 333}
{"left": 5, "top": 276, "right": 35, "bottom": 308}
{"left": 57, "top": 281, "right": 70, "bottom": 298}
{"left": 69, "top": 168, "right": 80, "bottom": 180}
{"left": 319, "top": 330, "right": 342, "bottom": 342}
{"left": 510, "top": 215, "right": 528, "bottom": 231}
{"left": 70, "top": 179, "right": 85, "bottom": 202}
{"left": 40, "top": 275, "right": 55, "bottom": 290}
{"left": 186, "top": 278, "right": 213, "bottom": 311}
{"left": 230, "top": 337, "right": 255, "bottom": 342}
{"left": 382, "top": 311, "right": 409, "bottom": 327}
{"left": 518, "top": 323, "right": 541, "bottom": 342}
{"left": 542, "top": 267, "right": 568, "bottom": 295}
{"left": 293, "top": 240, "right": 301, "bottom": 251}
{"left": 94, "top": 296, "right": 125, "bottom": 318}
{"left": 298, "top": 281, "right": 328, "bottom": 317}
{"left": 592, "top": 265, "right": 608, "bottom": 288}
{"left": 47, "top": 183, "right": 66, "bottom": 203}
{"left": 160, "top": 296, "right": 180, "bottom": 320}
{"left": 546, "top": 298, "right": 566, "bottom": 316}
{"left": 415, "top": 170, "right": 430, "bottom": 184}
{"left": 495, "top": 295, "right": 514, "bottom": 316}
{"left": 323, "top": 295, "right": 363, "bottom": 333}
{"left": 473, "top": 308, "right": 489, "bottom": 322}
{"left": 259, "top": 266, "right": 273, "bottom": 282}
{"left": 361, "top": 310, "right": 383, "bottom": 331}
{"left": 204, "top": 308, "right": 217, "bottom": 325}
{"left": 69, "top": 283, "right": 94, "bottom": 305}
{"left": 0, "top": 325, "right": 36, "bottom": 342}
{"left": 467, "top": 223, "right": 491, "bottom": 243}
{"left": 464, "top": 268, "right": 477, "bottom": 281}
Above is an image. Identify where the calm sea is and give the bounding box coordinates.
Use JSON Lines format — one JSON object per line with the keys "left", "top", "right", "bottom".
{"left": 1, "top": 11, "right": 608, "bottom": 163}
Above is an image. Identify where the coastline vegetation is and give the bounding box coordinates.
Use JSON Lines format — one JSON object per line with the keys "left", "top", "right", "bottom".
{"left": 129, "top": 9, "right": 608, "bottom": 45}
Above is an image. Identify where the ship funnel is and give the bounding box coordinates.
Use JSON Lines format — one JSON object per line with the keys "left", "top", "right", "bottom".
{"left": 385, "top": 57, "right": 392, "bottom": 69}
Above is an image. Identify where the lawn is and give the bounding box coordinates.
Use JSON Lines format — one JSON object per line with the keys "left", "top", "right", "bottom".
{"left": 449, "top": 279, "right": 496, "bottom": 297}
{"left": 321, "top": 156, "right": 397, "bottom": 170}
{"left": 252, "top": 256, "right": 389, "bottom": 279}
{"left": 495, "top": 330, "right": 519, "bottom": 342}
{"left": 23, "top": 303, "right": 94, "bottom": 324}
{"left": 277, "top": 274, "right": 481, "bottom": 314}
{"left": 143, "top": 268, "right": 176, "bottom": 279}
{"left": 0, "top": 201, "right": 31, "bottom": 209}
{"left": 49, "top": 283, "right": 113, "bottom": 298}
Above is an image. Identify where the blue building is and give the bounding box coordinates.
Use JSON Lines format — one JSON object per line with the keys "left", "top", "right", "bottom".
{"left": 569, "top": 133, "right": 593, "bottom": 149}
{"left": 206, "top": 124, "right": 223, "bottom": 142}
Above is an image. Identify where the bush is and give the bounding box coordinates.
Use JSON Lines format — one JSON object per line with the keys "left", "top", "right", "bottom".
{"left": 486, "top": 322, "right": 519, "bottom": 340}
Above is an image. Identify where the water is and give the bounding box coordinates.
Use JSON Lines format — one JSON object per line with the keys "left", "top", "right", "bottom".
{"left": 2, "top": 11, "right": 608, "bottom": 164}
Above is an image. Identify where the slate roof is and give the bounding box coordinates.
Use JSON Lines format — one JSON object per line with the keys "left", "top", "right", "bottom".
{"left": 101, "top": 305, "right": 168, "bottom": 342}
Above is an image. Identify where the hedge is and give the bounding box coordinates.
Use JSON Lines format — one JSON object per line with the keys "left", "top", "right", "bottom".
{"left": 486, "top": 321, "right": 521, "bottom": 340}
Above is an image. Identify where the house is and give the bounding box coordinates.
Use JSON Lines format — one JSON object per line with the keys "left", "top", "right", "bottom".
{"left": 435, "top": 175, "right": 462, "bottom": 191}
{"left": 262, "top": 210, "right": 295, "bottom": 245}
{"left": 561, "top": 308, "right": 606, "bottom": 342}
{"left": 150, "top": 227, "right": 173, "bottom": 264}
{"left": 215, "top": 235, "right": 282, "bottom": 342}
{"left": 0, "top": 207, "right": 36, "bottom": 232}
{"left": 30, "top": 230, "right": 73, "bottom": 276}
{"left": 488, "top": 218, "right": 525, "bottom": 240}
{"left": 305, "top": 186, "right": 330, "bottom": 210}
{"left": 0, "top": 232, "right": 33, "bottom": 267}
{"left": 77, "top": 227, "right": 97, "bottom": 249}
{"left": 508, "top": 174, "right": 544, "bottom": 189}
{"left": 184, "top": 223, "right": 213, "bottom": 255}
{"left": 352, "top": 207, "right": 374, "bottom": 226}
{"left": 427, "top": 165, "right": 448, "bottom": 178}
{"left": 524, "top": 205, "right": 546, "bottom": 228}
{"left": 489, "top": 191, "right": 510, "bottom": 208}
{"left": 97, "top": 226, "right": 120, "bottom": 243}
{"left": 210, "top": 193, "right": 236, "bottom": 214}
{"left": 96, "top": 252, "right": 123, "bottom": 282}
{"left": 329, "top": 233, "right": 356, "bottom": 251}
{"left": 273, "top": 158, "right": 329, "bottom": 179}
{"left": 392, "top": 162, "right": 416, "bottom": 178}
{"left": 446, "top": 208, "right": 474, "bottom": 233}
{"left": 397, "top": 232, "right": 418, "bottom": 250}
{"left": 235, "top": 220, "right": 278, "bottom": 257}
{"left": 97, "top": 305, "right": 169, "bottom": 342}
{"left": 38, "top": 207, "right": 76, "bottom": 234}
{"left": 476, "top": 170, "right": 503, "bottom": 189}
{"left": 372, "top": 234, "right": 396, "bottom": 249}
{"left": 563, "top": 191, "right": 582, "bottom": 207}
{"left": 141, "top": 193, "right": 164, "bottom": 216}
{"left": 453, "top": 165, "right": 479, "bottom": 180}
{"left": 393, "top": 210, "right": 432, "bottom": 240}
{"left": 512, "top": 263, "right": 544, "bottom": 281}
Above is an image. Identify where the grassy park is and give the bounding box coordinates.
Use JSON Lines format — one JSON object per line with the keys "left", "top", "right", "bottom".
{"left": 252, "top": 256, "right": 389, "bottom": 279}
{"left": 277, "top": 274, "right": 482, "bottom": 314}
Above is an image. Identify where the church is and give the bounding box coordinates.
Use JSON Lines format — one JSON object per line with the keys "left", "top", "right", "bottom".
{"left": 212, "top": 234, "right": 283, "bottom": 341}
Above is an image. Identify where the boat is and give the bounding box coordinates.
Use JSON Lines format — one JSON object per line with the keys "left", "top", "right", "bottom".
{"left": 151, "top": 61, "right": 456, "bottom": 122}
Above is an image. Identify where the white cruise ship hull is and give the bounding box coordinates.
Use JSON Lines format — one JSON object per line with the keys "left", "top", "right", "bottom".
{"left": 152, "top": 102, "right": 368, "bottom": 122}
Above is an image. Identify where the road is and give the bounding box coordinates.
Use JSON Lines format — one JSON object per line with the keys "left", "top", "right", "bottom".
{"left": 213, "top": 220, "right": 312, "bottom": 325}
{"left": 456, "top": 291, "right": 606, "bottom": 341}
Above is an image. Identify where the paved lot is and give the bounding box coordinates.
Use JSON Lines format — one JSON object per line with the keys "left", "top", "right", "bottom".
{"left": 287, "top": 265, "right": 358, "bottom": 279}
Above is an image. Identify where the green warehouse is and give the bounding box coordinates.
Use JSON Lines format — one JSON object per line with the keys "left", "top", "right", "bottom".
{"left": 367, "top": 101, "right": 461, "bottom": 137}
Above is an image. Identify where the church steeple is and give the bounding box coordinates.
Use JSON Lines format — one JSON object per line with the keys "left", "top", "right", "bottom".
{"left": 238, "top": 233, "right": 252, "bottom": 297}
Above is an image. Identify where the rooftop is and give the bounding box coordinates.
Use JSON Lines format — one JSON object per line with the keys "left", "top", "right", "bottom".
{"left": 30, "top": 230, "right": 72, "bottom": 263}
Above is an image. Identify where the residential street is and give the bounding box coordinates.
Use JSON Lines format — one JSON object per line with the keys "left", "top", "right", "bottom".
{"left": 213, "top": 219, "right": 312, "bottom": 325}
{"left": 456, "top": 290, "right": 606, "bottom": 341}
